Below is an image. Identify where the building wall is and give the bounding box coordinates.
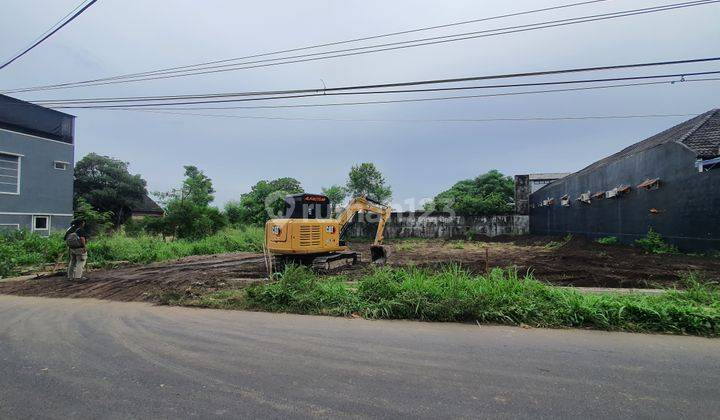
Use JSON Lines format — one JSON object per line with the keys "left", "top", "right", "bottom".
{"left": 348, "top": 212, "right": 529, "bottom": 239}
{"left": 514, "top": 175, "right": 530, "bottom": 215}
{"left": 515, "top": 173, "right": 569, "bottom": 215}
{"left": 0, "top": 128, "right": 74, "bottom": 234}
{"left": 530, "top": 142, "right": 720, "bottom": 251}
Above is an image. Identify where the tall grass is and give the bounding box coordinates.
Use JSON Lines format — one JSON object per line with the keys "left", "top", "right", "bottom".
{"left": 88, "top": 226, "right": 263, "bottom": 265}
{"left": 0, "top": 227, "right": 263, "bottom": 277}
{"left": 236, "top": 265, "right": 720, "bottom": 336}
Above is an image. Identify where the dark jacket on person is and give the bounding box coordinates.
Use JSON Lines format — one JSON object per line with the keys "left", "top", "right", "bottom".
{"left": 64, "top": 225, "right": 88, "bottom": 249}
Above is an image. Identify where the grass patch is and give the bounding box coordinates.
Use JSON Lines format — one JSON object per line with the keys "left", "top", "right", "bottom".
{"left": 596, "top": 236, "right": 619, "bottom": 245}
{"left": 0, "top": 227, "right": 263, "bottom": 278}
{"left": 635, "top": 228, "right": 678, "bottom": 254}
{"left": 175, "top": 265, "right": 720, "bottom": 337}
{"left": 393, "top": 238, "right": 426, "bottom": 252}
{"left": 545, "top": 234, "right": 573, "bottom": 250}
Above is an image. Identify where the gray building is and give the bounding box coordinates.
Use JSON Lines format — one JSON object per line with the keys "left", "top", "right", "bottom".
{"left": 0, "top": 95, "right": 75, "bottom": 235}
{"left": 530, "top": 109, "right": 720, "bottom": 251}
{"left": 514, "top": 173, "right": 569, "bottom": 215}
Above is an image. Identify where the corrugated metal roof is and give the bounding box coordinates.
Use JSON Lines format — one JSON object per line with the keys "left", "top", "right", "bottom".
{"left": 574, "top": 109, "right": 720, "bottom": 177}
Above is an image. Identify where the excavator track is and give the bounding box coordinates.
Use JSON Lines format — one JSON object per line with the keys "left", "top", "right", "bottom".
{"left": 270, "top": 252, "right": 359, "bottom": 273}
{"left": 312, "top": 251, "right": 358, "bottom": 271}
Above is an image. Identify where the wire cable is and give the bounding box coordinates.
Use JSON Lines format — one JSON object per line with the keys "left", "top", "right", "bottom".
{"left": 35, "top": 69, "right": 720, "bottom": 108}
{"left": 1, "top": 0, "right": 610, "bottom": 91}
{"left": 4, "top": 0, "right": 90, "bottom": 61}
{"left": 106, "top": 109, "right": 702, "bottom": 123}
{"left": 109, "top": 0, "right": 714, "bottom": 80}
{"left": 51, "top": 0, "right": 613, "bottom": 82}
{"left": 5, "top": 0, "right": 716, "bottom": 93}
{"left": 29, "top": 57, "right": 720, "bottom": 106}
{"left": 47, "top": 77, "right": 720, "bottom": 110}
{"left": 0, "top": 0, "right": 98, "bottom": 71}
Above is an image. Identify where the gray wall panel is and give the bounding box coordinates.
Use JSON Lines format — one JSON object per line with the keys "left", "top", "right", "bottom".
{"left": 530, "top": 143, "right": 720, "bottom": 251}
{"left": 0, "top": 129, "right": 74, "bottom": 216}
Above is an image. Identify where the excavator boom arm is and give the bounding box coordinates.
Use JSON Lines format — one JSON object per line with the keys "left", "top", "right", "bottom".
{"left": 336, "top": 196, "right": 392, "bottom": 245}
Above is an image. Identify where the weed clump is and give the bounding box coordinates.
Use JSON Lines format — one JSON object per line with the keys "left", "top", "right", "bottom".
{"left": 545, "top": 234, "right": 573, "bottom": 250}
{"left": 596, "top": 236, "right": 619, "bottom": 245}
{"left": 635, "top": 228, "right": 678, "bottom": 254}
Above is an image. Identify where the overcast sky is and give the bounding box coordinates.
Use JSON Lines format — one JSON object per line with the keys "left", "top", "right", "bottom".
{"left": 1, "top": 0, "right": 719, "bottom": 209}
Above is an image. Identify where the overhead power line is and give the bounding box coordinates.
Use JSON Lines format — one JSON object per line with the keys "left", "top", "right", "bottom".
{"left": 109, "top": 109, "right": 702, "bottom": 123}
{"left": 31, "top": 55, "right": 720, "bottom": 107}
{"left": 47, "top": 77, "right": 720, "bottom": 110}
{"left": 55, "top": 0, "right": 612, "bottom": 82}
{"left": 108, "top": 0, "right": 713, "bottom": 81}
{"left": 32, "top": 69, "right": 720, "bottom": 106}
{"left": 0, "top": 0, "right": 609, "bottom": 92}
{"left": 4, "top": 0, "right": 717, "bottom": 93}
{"left": 0, "top": 0, "right": 98, "bottom": 71}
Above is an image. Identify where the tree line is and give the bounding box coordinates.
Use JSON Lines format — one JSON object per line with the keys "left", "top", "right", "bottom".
{"left": 73, "top": 153, "right": 515, "bottom": 240}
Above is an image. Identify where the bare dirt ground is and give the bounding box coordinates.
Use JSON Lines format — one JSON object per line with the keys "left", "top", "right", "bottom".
{"left": 359, "top": 236, "right": 720, "bottom": 287}
{"left": 1, "top": 236, "right": 718, "bottom": 302}
{"left": 0, "top": 253, "right": 267, "bottom": 301}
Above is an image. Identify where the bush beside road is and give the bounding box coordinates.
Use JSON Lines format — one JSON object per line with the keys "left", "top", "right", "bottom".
{"left": 0, "top": 227, "right": 263, "bottom": 278}
{"left": 160, "top": 265, "right": 720, "bottom": 337}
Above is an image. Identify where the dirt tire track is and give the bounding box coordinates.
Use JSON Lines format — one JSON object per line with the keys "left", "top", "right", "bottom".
{"left": 0, "top": 252, "right": 268, "bottom": 301}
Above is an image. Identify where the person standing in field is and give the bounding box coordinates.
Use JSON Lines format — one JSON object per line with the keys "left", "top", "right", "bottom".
{"left": 64, "top": 219, "right": 89, "bottom": 281}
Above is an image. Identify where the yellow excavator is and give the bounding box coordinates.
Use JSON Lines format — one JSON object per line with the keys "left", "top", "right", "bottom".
{"left": 265, "top": 194, "right": 392, "bottom": 270}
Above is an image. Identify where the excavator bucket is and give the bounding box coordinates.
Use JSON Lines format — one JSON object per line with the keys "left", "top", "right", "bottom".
{"left": 370, "top": 245, "right": 388, "bottom": 265}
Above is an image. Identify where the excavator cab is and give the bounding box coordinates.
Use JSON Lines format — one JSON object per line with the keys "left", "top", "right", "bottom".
{"left": 282, "top": 194, "right": 331, "bottom": 219}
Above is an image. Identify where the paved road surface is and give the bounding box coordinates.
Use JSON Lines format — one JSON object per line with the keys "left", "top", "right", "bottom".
{"left": 0, "top": 295, "right": 718, "bottom": 419}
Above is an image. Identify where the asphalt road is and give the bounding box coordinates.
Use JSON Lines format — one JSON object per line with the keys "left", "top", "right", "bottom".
{"left": 0, "top": 295, "right": 718, "bottom": 419}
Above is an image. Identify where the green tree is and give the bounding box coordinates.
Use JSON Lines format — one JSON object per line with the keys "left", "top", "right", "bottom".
{"left": 224, "top": 200, "right": 244, "bottom": 226}
{"left": 155, "top": 166, "right": 227, "bottom": 239}
{"left": 74, "top": 153, "right": 147, "bottom": 227}
{"left": 233, "top": 177, "right": 304, "bottom": 225}
{"left": 425, "top": 170, "right": 514, "bottom": 215}
{"left": 73, "top": 197, "right": 112, "bottom": 236}
{"left": 182, "top": 165, "right": 215, "bottom": 206}
{"left": 321, "top": 184, "right": 347, "bottom": 214}
{"left": 346, "top": 163, "right": 392, "bottom": 203}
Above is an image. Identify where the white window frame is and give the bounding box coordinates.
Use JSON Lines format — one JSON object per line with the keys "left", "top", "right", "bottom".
{"left": 0, "top": 223, "right": 20, "bottom": 231}
{"left": 0, "top": 151, "right": 22, "bottom": 195}
{"left": 32, "top": 215, "right": 50, "bottom": 232}
{"left": 54, "top": 161, "right": 70, "bottom": 170}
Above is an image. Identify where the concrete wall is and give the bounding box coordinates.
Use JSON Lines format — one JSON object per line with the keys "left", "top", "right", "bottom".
{"left": 348, "top": 212, "right": 529, "bottom": 239}
{"left": 515, "top": 175, "right": 530, "bottom": 215}
{"left": 530, "top": 142, "right": 720, "bottom": 251}
{"left": 0, "top": 128, "right": 74, "bottom": 234}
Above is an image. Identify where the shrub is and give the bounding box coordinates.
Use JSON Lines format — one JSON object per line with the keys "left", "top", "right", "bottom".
{"left": 0, "top": 227, "right": 263, "bottom": 277}
{"left": 596, "top": 236, "right": 619, "bottom": 245}
{"left": 0, "top": 230, "right": 67, "bottom": 277}
{"left": 635, "top": 228, "right": 678, "bottom": 254}
{"left": 246, "top": 265, "right": 358, "bottom": 315}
